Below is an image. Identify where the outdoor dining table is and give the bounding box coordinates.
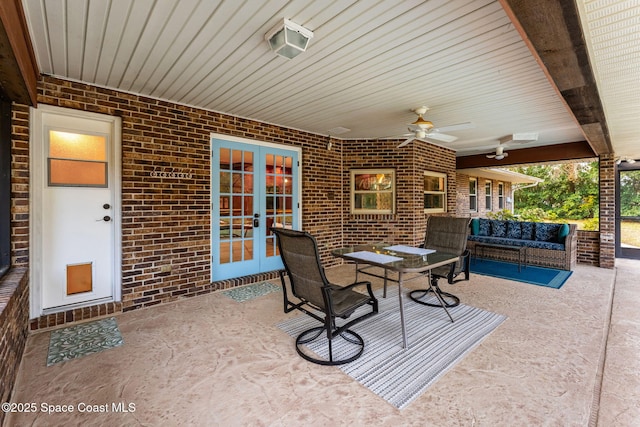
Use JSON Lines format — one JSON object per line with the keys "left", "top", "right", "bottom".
{"left": 332, "top": 243, "right": 459, "bottom": 349}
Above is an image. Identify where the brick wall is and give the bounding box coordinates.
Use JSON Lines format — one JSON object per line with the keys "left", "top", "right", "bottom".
{"left": 342, "top": 138, "right": 457, "bottom": 248}
{"left": 14, "top": 76, "right": 617, "bottom": 331}
{"left": 577, "top": 230, "right": 600, "bottom": 265}
{"left": 0, "top": 104, "right": 32, "bottom": 422}
{"left": 455, "top": 173, "right": 512, "bottom": 217}
{"left": 11, "top": 105, "right": 29, "bottom": 267}
{"left": 27, "top": 76, "right": 343, "bottom": 329}
{"left": 599, "top": 155, "right": 615, "bottom": 268}
{"left": 0, "top": 268, "right": 29, "bottom": 426}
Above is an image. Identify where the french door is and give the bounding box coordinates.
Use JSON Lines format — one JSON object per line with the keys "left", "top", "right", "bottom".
{"left": 211, "top": 136, "right": 300, "bottom": 280}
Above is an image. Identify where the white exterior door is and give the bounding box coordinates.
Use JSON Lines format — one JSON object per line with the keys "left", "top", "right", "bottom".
{"left": 30, "top": 105, "right": 121, "bottom": 317}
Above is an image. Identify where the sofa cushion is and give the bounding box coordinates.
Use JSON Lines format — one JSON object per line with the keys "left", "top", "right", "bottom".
{"left": 520, "top": 222, "right": 535, "bottom": 240}
{"left": 478, "top": 218, "right": 491, "bottom": 236}
{"left": 491, "top": 220, "right": 507, "bottom": 237}
{"left": 506, "top": 221, "right": 522, "bottom": 239}
{"left": 468, "top": 235, "right": 565, "bottom": 250}
{"left": 471, "top": 218, "right": 479, "bottom": 235}
{"left": 557, "top": 223, "right": 570, "bottom": 242}
{"left": 535, "top": 223, "right": 562, "bottom": 242}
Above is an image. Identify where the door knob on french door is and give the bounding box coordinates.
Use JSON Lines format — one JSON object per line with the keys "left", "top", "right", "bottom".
{"left": 253, "top": 213, "right": 260, "bottom": 227}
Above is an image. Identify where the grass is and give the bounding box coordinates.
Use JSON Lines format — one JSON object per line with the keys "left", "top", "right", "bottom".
{"left": 621, "top": 221, "right": 640, "bottom": 247}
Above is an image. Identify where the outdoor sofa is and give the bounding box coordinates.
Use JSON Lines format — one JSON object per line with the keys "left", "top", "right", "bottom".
{"left": 466, "top": 218, "right": 577, "bottom": 271}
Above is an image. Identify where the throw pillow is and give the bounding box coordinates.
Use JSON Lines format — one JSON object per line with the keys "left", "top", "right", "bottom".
{"left": 557, "top": 223, "right": 570, "bottom": 242}
{"left": 506, "top": 220, "right": 522, "bottom": 239}
{"left": 471, "top": 218, "right": 479, "bottom": 235}
{"left": 492, "top": 220, "right": 507, "bottom": 237}
{"left": 521, "top": 222, "right": 535, "bottom": 240}
{"left": 535, "top": 223, "right": 561, "bottom": 242}
{"left": 478, "top": 218, "right": 491, "bottom": 236}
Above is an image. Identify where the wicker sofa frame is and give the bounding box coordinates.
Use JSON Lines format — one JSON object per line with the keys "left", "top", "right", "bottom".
{"left": 466, "top": 221, "right": 577, "bottom": 271}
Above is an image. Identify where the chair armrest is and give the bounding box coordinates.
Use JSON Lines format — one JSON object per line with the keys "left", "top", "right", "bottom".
{"left": 448, "top": 249, "right": 471, "bottom": 284}
{"left": 329, "top": 280, "right": 376, "bottom": 299}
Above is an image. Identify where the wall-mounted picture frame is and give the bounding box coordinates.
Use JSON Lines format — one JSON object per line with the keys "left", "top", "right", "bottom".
{"left": 350, "top": 168, "right": 396, "bottom": 214}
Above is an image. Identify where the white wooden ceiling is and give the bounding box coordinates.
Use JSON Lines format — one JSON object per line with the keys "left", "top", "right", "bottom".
{"left": 578, "top": 0, "right": 640, "bottom": 163}
{"left": 21, "top": 0, "right": 639, "bottom": 159}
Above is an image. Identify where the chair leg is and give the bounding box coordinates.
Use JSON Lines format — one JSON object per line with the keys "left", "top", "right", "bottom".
{"left": 295, "top": 326, "right": 365, "bottom": 366}
{"left": 408, "top": 277, "right": 458, "bottom": 323}
{"left": 427, "top": 280, "right": 455, "bottom": 323}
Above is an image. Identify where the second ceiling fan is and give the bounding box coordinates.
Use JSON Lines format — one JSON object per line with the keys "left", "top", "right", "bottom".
{"left": 397, "top": 106, "right": 473, "bottom": 148}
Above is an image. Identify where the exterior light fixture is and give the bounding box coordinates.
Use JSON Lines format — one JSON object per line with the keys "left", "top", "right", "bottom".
{"left": 265, "top": 18, "right": 313, "bottom": 59}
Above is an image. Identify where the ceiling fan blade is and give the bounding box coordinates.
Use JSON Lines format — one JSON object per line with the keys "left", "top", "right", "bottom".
{"left": 432, "top": 122, "right": 474, "bottom": 133}
{"left": 378, "top": 133, "right": 413, "bottom": 139}
{"left": 425, "top": 132, "right": 458, "bottom": 143}
{"left": 398, "top": 137, "right": 415, "bottom": 148}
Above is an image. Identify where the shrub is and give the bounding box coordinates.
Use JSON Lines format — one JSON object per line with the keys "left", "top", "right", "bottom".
{"left": 516, "top": 208, "right": 546, "bottom": 222}
{"left": 486, "top": 209, "right": 515, "bottom": 220}
{"left": 582, "top": 217, "right": 599, "bottom": 231}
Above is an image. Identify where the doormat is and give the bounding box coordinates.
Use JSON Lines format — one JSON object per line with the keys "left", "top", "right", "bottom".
{"left": 222, "top": 282, "right": 281, "bottom": 302}
{"left": 470, "top": 259, "right": 572, "bottom": 289}
{"left": 47, "top": 317, "right": 124, "bottom": 366}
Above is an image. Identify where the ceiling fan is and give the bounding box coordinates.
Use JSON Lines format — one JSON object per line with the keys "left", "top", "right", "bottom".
{"left": 397, "top": 106, "right": 474, "bottom": 148}
{"left": 485, "top": 133, "right": 539, "bottom": 160}
{"left": 486, "top": 145, "right": 509, "bottom": 160}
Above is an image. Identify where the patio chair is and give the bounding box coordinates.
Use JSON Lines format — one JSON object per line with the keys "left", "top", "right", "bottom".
{"left": 272, "top": 228, "right": 379, "bottom": 365}
{"left": 409, "top": 216, "right": 471, "bottom": 318}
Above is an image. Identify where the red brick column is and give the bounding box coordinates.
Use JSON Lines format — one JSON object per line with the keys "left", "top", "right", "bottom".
{"left": 599, "top": 154, "right": 615, "bottom": 268}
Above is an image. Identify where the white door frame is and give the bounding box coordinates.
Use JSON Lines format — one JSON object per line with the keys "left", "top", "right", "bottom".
{"left": 29, "top": 105, "right": 122, "bottom": 318}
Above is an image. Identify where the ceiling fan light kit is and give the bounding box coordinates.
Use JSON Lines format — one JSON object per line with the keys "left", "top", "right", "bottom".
{"left": 411, "top": 107, "right": 434, "bottom": 130}
{"left": 487, "top": 133, "right": 538, "bottom": 160}
{"left": 487, "top": 145, "right": 509, "bottom": 160}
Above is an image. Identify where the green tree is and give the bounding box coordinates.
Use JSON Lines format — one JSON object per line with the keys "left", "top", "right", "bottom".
{"left": 620, "top": 170, "right": 640, "bottom": 217}
{"left": 510, "top": 161, "right": 599, "bottom": 220}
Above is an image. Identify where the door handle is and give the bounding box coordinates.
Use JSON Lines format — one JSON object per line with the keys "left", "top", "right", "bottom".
{"left": 253, "top": 213, "right": 260, "bottom": 227}
{"left": 97, "top": 215, "right": 112, "bottom": 222}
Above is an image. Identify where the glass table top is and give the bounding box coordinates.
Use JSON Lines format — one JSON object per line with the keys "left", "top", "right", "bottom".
{"left": 332, "top": 243, "right": 458, "bottom": 273}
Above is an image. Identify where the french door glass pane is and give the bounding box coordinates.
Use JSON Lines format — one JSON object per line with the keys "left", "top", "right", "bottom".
{"left": 219, "top": 148, "right": 254, "bottom": 264}
{"left": 265, "top": 154, "right": 294, "bottom": 257}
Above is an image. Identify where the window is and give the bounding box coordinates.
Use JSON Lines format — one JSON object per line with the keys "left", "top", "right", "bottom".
{"left": 350, "top": 168, "right": 395, "bottom": 214}
{"left": 0, "top": 99, "right": 11, "bottom": 278}
{"left": 469, "top": 178, "right": 477, "bottom": 212}
{"left": 423, "top": 171, "right": 447, "bottom": 213}
{"left": 48, "top": 130, "right": 108, "bottom": 187}
{"left": 485, "top": 181, "right": 492, "bottom": 211}
{"left": 498, "top": 182, "right": 504, "bottom": 209}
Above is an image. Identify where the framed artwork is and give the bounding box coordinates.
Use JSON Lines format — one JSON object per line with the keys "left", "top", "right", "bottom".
{"left": 350, "top": 168, "right": 395, "bottom": 214}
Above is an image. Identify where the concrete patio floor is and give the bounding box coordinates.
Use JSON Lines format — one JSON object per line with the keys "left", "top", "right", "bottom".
{"left": 4, "top": 258, "right": 639, "bottom": 426}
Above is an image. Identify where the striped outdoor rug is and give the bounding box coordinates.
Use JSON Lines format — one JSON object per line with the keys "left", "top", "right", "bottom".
{"left": 277, "top": 287, "right": 506, "bottom": 409}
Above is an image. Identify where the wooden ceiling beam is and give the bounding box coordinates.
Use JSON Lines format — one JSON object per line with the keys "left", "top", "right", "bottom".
{"left": 500, "top": 0, "right": 612, "bottom": 156}
{"left": 456, "top": 141, "right": 596, "bottom": 169}
{"left": 0, "top": 0, "right": 38, "bottom": 105}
